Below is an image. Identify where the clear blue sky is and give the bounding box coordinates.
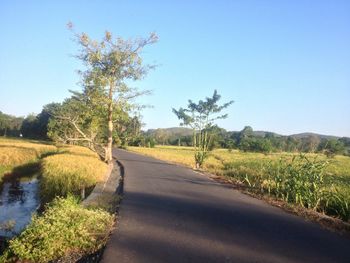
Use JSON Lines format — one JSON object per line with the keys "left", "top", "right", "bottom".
{"left": 1, "top": 0, "right": 349, "bottom": 136}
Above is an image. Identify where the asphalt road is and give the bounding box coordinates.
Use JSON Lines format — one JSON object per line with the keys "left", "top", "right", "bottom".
{"left": 101, "top": 149, "right": 350, "bottom": 263}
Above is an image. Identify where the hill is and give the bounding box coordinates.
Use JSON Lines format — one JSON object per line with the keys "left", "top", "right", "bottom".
{"left": 144, "top": 127, "right": 348, "bottom": 141}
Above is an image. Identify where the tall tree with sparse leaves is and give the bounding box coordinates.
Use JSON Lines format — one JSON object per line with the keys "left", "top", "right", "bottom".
{"left": 57, "top": 23, "right": 158, "bottom": 162}
{"left": 173, "top": 90, "right": 233, "bottom": 168}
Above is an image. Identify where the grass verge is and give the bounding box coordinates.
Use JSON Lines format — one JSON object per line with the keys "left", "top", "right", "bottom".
{"left": 0, "top": 196, "right": 114, "bottom": 263}
{"left": 1, "top": 138, "right": 115, "bottom": 262}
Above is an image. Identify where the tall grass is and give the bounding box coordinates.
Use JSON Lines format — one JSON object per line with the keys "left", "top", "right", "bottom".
{"left": 129, "top": 146, "right": 350, "bottom": 222}
{"left": 40, "top": 145, "right": 107, "bottom": 201}
{"left": 0, "top": 138, "right": 57, "bottom": 180}
{"left": 0, "top": 138, "right": 108, "bottom": 201}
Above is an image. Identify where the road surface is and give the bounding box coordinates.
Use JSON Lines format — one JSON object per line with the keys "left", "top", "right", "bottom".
{"left": 101, "top": 149, "right": 350, "bottom": 263}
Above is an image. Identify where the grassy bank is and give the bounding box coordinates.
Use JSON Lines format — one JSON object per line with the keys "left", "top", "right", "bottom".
{"left": 0, "top": 138, "right": 107, "bottom": 200}
{"left": 0, "top": 196, "right": 114, "bottom": 263}
{"left": 0, "top": 138, "right": 114, "bottom": 262}
{"left": 128, "top": 146, "right": 350, "bottom": 222}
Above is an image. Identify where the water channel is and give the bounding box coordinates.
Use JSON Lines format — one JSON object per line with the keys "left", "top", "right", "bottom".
{"left": 0, "top": 173, "right": 40, "bottom": 238}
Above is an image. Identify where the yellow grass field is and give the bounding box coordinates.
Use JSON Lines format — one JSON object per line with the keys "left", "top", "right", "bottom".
{"left": 41, "top": 145, "right": 107, "bottom": 200}
{"left": 0, "top": 138, "right": 107, "bottom": 200}
{"left": 0, "top": 137, "right": 57, "bottom": 180}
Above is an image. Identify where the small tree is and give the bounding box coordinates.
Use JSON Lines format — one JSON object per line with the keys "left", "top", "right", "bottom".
{"left": 173, "top": 90, "right": 233, "bottom": 168}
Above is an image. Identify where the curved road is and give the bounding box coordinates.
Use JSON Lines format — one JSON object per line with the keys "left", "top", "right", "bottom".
{"left": 101, "top": 149, "right": 350, "bottom": 263}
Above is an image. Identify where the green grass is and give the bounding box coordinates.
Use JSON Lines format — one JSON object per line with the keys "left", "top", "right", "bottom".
{"left": 0, "top": 196, "right": 114, "bottom": 263}
{"left": 129, "top": 146, "right": 350, "bottom": 221}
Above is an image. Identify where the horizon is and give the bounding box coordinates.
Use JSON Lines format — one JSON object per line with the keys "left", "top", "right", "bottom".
{"left": 1, "top": 1, "right": 349, "bottom": 137}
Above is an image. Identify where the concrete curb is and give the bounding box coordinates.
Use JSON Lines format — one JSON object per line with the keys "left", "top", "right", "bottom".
{"left": 82, "top": 160, "right": 122, "bottom": 207}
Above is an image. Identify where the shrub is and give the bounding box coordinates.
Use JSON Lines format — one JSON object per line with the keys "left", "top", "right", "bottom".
{"left": 0, "top": 196, "right": 114, "bottom": 263}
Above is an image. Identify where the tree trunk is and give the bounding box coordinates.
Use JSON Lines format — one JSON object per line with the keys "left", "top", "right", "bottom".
{"left": 81, "top": 187, "right": 85, "bottom": 199}
{"left": 105, "top": 80, "right": 114, "bottom": 163}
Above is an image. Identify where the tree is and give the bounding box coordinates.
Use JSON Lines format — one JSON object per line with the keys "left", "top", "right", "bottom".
{"left": 0, "top": 111, "right": 23, "bottom": 137}
{"left": 173, "top": 90, "right": 233, "bottom": 168}
{"left": 320, "top": 139, "right": 345, "bottom": 158}
{"left": 154, "top": 129, "right": 169, "bottom": 145}
{"left": 47, "top": 95, "right": 103, "bottom": 149}
{"left": 21, "top": 114, "right": 38, "bottom": 138}
{"left": 115, "top": 115, "right": 143, "bottom": 147}
{"left": 239, "top": 126, "right": 253, "bottom": 141}
{"left": 300, "top": 135, "right": 320, "bottom": 153}
{"left": 50, "top": 24, "right": 158, "bottom": 162}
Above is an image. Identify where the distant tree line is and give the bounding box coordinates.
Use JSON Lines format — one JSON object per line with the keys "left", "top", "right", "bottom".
{"left": 0, "top": 108, "right": 55, "bottom": 139}
{"left": 1, "top": 105, "right": 348, "bottom": 158}
{"left": 1, "top": 108, "right": 349, "bottom": 157}
{"left": 131, "top": 126, "right": 350, "bottom": 157}
{"left": 0, "top": 111, "right": 23, "bottom": 137}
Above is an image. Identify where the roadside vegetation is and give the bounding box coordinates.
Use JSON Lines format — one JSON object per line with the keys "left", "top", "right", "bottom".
{"left": 0, "top": 196, "right": 114, "bottom": 263}
{"left": 0, "top": 138, "right": 113, "bottom": 262}
{"left": 129, "top": 146, "right": 350, "bottom": 222}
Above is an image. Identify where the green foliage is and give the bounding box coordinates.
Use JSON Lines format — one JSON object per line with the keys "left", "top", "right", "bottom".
{"left": 173, "top": 90, "right": 233, "bottom": 168}
{"left": 20, "top": 103, "right": 60, "bottom": 139}
{"left": 224, "top": 154, "right": 350, "bottom": 220}
{"left": 320, "top": 139, "right": 346, "bottom": 158}
{"left": 0, "top": 196, "right": 114, "bottom": 263}
{"left": 239, "top": 137, "right": 272, "bottom": 153}
{"left": 321, "top": 189, "right": 350, "bottom": 221}
{"left": 0, "top": 111, "right": 23, "bottom": 137}
{"left": 194, "top": 151, "right": 207, "bottom": 168}
{"left": 266, "top": 155, "right": 327, "bottom": 209}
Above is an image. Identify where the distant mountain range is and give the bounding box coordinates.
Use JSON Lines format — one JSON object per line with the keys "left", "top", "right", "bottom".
{"left": 253, "top": 131, "right": 341, "bottom": 140}
{"left": 145, "top": 127, "right": 348, "bottom": 140}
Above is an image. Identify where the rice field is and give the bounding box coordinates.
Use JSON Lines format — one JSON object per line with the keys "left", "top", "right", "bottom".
{"left": 0, "top": 138, "right": 107, "bottom": 201}
{"left": 0, "top": 137, "right": 57, "bottom": 180}
{"left": 40, "top": 145, "right": 107, "bottom": 200}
